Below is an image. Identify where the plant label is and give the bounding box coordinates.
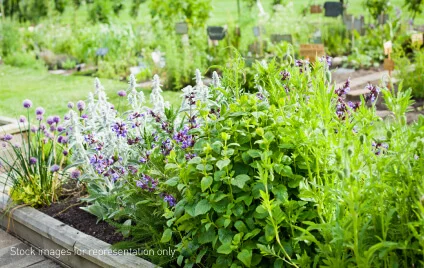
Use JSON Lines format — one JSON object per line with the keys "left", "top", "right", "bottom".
{"left": 383, "top": 41, "right": 392, "bottom": 55}
{"left": 300, "top": 44, "right": 325, "bottom": 62}
{"left": 383, "top": 58, "right": 394, "bottom": 71}
{"left": 411, "top": 33, "right": 423, "bottom": 46}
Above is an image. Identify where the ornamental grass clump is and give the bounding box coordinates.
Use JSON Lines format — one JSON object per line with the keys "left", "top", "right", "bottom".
{"left": 65, "top": 57, "right": 424, "bottom": 267}
{"left": 0, "top": 101, "right": 70, "bottom": 206}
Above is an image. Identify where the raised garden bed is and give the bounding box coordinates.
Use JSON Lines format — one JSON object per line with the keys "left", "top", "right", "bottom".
{"left": 0, "top": 192, "right": 155, "bottom": 268}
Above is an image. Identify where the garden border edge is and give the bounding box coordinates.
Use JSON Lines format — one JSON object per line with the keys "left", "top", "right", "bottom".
{"left": 0, "top": 193, "right": 156, "bottom": 268}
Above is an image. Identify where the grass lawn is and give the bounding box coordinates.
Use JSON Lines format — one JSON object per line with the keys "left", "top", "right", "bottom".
{"left": 1, "top": 0, "right": 420, "bottom": 117}
{"left": 0, "top": 65, "right": 181, "bottom": 118}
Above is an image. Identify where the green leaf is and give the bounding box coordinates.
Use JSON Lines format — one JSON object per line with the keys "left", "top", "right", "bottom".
{"left": 216, "top": 159, "right": 231, "bottom": 170}
{"left": 188, "top": 156, "right": 202, "bottom": 165}
{"left": 217, "top": 243, "right": 233, "bottom": 254}
{"left": 121, "top": 219, "right": 132, "bottom": 237}
{"left": 234, "top": 221, "right": 248, "bottom": 233}
{"left": 161, "top": 228, "right": 173, "bottom": 243}
{"left": 247, "top": 149, "right": 261, "bottom": 158}
{"left": 164, "top": 177, "right": 179, "bottom": 186}
{"left": 195, "top": 199, "right": 211, "bottom": 216}
{"left": 201, "top": 176, "right": 213, "bottom": 192}
{"left": 231, "top": 174, "right": 250, "bottom": 189}
{"left": 237, "top": 249, "right": 252, "bottom": 267}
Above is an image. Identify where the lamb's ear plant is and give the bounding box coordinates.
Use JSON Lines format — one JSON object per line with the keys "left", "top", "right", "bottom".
{"left": 0, "top": 101, "right": 69, "bottom": 206}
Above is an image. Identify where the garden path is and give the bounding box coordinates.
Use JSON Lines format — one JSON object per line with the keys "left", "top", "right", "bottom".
{"left": 0, "top": 228, "right": 62, "bottom": 267}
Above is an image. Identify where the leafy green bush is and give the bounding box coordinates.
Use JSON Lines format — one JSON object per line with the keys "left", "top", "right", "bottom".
{"left": 4, "top": 52, "right": 45, "bottom": 69}
{"left": 394, "top": 49, "right": 424, "bottom": 98}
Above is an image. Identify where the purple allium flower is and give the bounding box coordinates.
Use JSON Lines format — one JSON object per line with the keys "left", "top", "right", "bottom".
{"left": 35, "top": 107, "right": 45, "bottom": 116}
{"left": 67, "top": 102, "right": 74, "bottom": 109}
{"left": 112, "top": 122, "right": 127, "bottom": 138}
{"left": 50, "top": 164, "right": 60, "bottom": 172}
{"left": 50, "top": 125, "right": 56, "bottom": 132}
{"left": 19, "top": 115, "right": 26, "bottom": 123}
{"left": 71, "top": 169, "right": 81, "bottom": 179}
{"left": 23, "top": 99, "right": 32, "bottom": 109}
{"left": 57, "top": 136, "right": 68, "bottom": 144}
{"left": 13, "top": 143, "right": 20, "bottom": 148}
{"left": 64, "top": 114, "right": 70, "bottom": 120}
{"left": 63, "top": 150, "right": 69, "bottom": 156}
{"left": 53, "top": 116, "right": 60, "bottom": 124}
{"left": 0, "top": 134, "right": 13, "bottom": 141}
{"left": 118, "top": 90, "right": 127, "bottom": 97}
{"left": 39, "top": 123, "right": 46, "bottom": 131}
{"left": 30, "top": 126, "right": 37, "bottom": 133}
{"left": 36, "top": 115, "right": 43, "bottom": 121}
{"left": 29, "top": 157, "right": 37, "bottom": 165}
{"left": 280, "top": 70, "right": 291, "bottom": 81}
{"left": 163, "top": 194, "right": 176, "bottom": 207}
{"left": 136, "top": 174, "right": 159, "bottom": 192}
{"left": 77, "top": 100, "right": 86, "bottom": 111}
{"left": 57, "top": 125, "right": 65, "bottom": 132}
{"left": 46, "top": 116, "right": 54, "bottom": 125}
{"left": 81, "top": 114, "right": 88, "bottom": 119}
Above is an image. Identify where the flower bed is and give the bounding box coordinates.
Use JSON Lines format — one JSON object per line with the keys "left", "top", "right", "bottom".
{"left": 1, "top": 56, "right": 424, "bottom": 267}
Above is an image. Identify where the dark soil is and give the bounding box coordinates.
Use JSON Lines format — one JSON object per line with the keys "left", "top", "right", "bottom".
{"left": 38, "top": 181, "right": 124, "bottom": 244}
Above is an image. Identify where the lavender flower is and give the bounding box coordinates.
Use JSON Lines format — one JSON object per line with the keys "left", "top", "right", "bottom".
{"left": 50, "top": 164, "right": 60, "bottom": 172}
{"left": 118, "top": 90, "right": 127, "bottom": 97}
{"left": 112, "top": 122, "right": 128, "bottom": 138}
{"left": 335, "top": 78, "right": 351, "bottom": 97}
{"left": 161, "top": 139, "right": 173, "bottom": 156}
{"left": 35, "top": 107, "right": 45, "bottom": 116}
{"left": 280, "top": 70, "right": 291, "bottom": 81}
{"left": 136, "top": 174, "right": 158, "bottom": 192}
{"left": 67, "top": 102, "right": 74, "bottom": 109}
{"left": 23, "top": 99, "right": 32, "bottom": 109}
{"left": 185, "top": 153, "right": 197, "bottom": 160}
{"left": 364, "top": 84, "right": 380, "bottom": 103}
{"left": 71, "top": 169, "right": 81, "bottom": 179}
{"left": 163, "top": 194, "right": 176, "bottom": 207}
{"left": 29, "top": 157, "right": 37, "bottom": 165}
{"left": 77, "top": 100, "right": 86, "bottom": 111}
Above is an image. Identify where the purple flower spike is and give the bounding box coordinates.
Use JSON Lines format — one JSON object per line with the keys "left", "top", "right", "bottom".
{"left": 23, "top": 99, "right": 32, "bottom": 109}
{"left": 77, "top": 100, "right": 86, "bottom": 111}
{"left": 35, "top": 107, "right": 45, "bottom": 116}
{"left": 71, "top": 169, "right": 81, "bottom": 179}
{"left": 118, "top": 90, "right": 127, "bottom": 97}
{"left": 163, "top": 194, "right": 176, "bottom": 207}
{"left": 29, "top": 157, "right": 37, "bottom": 165}
{"left": 112, "top": 122, "right": 127, "bottom": 138}
{"left": 50, "top": 164, "right": 60, "bottom": 172}
{"left": 136, "top": 174, "right": 159, "bottom": 192}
